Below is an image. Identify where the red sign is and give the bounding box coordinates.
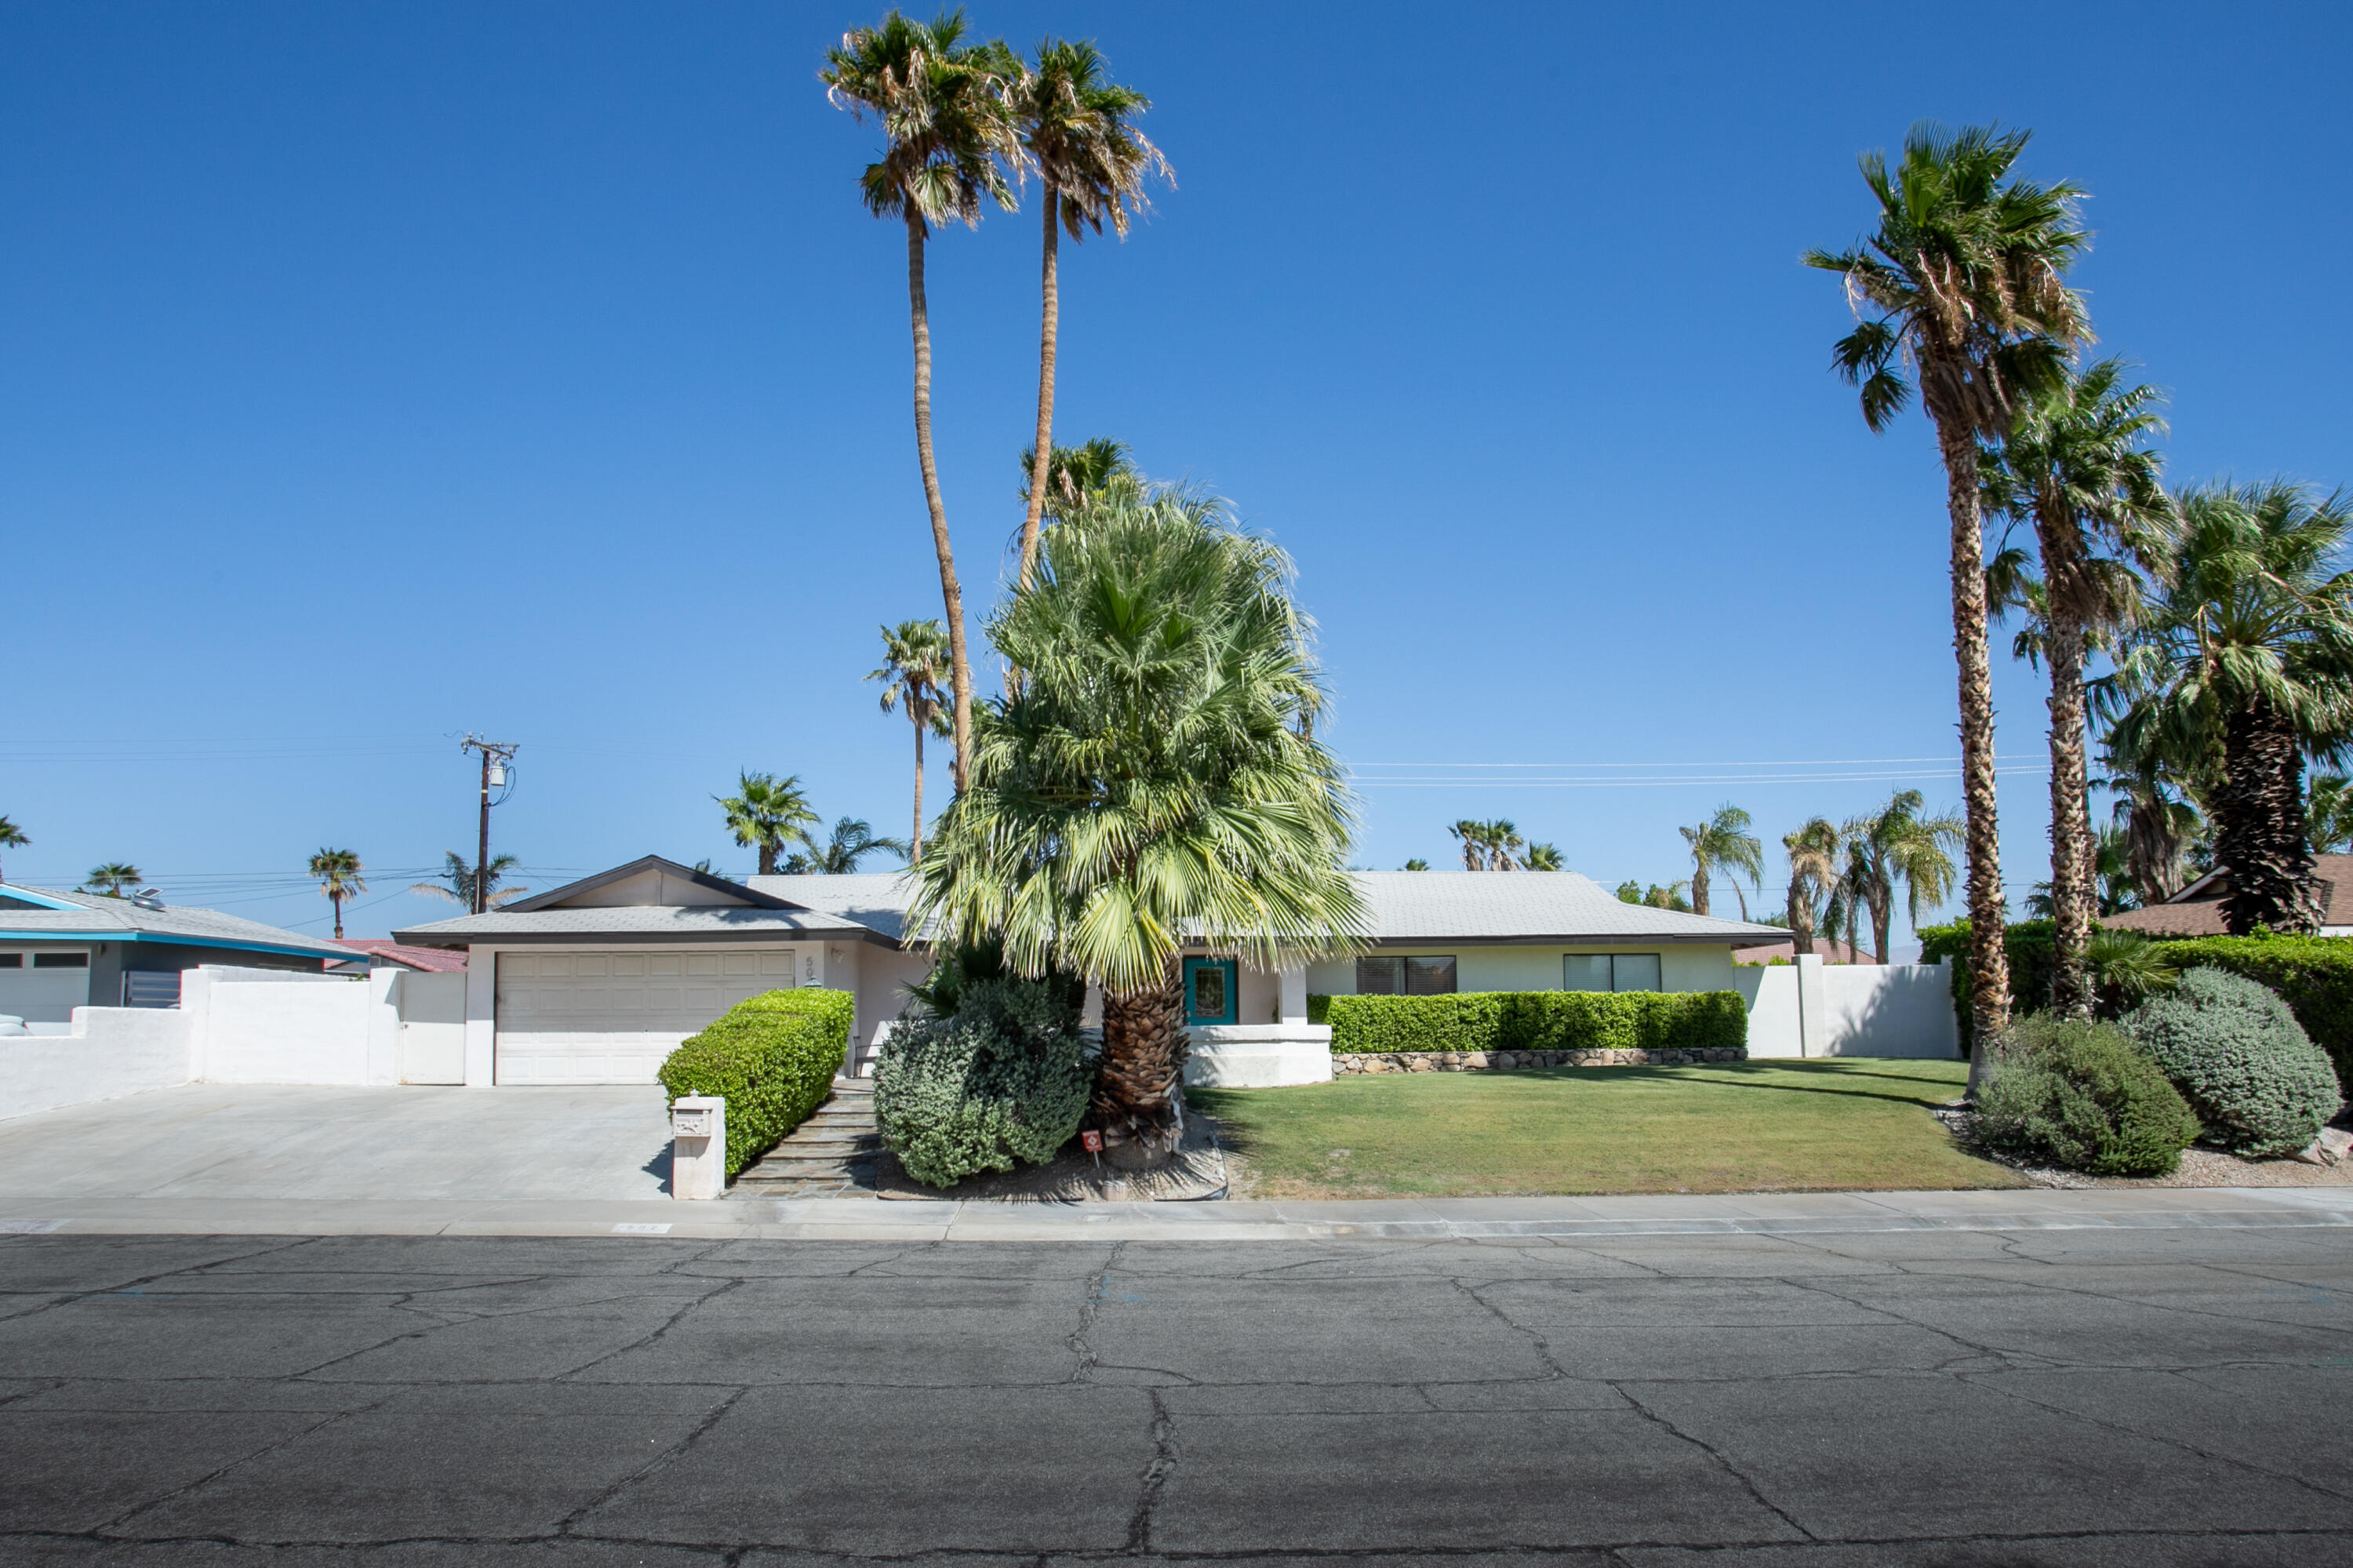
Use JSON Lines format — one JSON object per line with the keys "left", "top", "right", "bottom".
{"left": 1080, "top": 1130, "right": 1104, "bottom": 1153}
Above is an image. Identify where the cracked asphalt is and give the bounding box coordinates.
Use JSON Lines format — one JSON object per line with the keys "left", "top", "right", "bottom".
{"left": 1, "top": 1224, "right": 2349, "bottom": 1566}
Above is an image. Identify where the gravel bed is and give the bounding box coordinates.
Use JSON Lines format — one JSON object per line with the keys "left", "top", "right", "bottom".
{"left": 1933, "top": 1104, "right": 2353, "bottom": 1190}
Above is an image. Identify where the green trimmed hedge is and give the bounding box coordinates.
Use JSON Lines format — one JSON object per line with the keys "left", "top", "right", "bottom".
{"left": 1322, "top": 990, "right": 1747, "bottom": 1056}
{"left": 656, "top": 988, "right": 853, "bottom": 1177}
{"left": 1922, "top": 918, "right": 2353, "bottom": 1093}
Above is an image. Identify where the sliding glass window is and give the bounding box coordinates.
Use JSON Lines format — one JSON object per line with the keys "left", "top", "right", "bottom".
{"left": 1562, "top": 954, "right": 1663, "bottom": 992}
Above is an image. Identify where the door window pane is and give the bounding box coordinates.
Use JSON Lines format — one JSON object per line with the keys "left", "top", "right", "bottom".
{"left": 1191, "top": 964, "right": 1228, "bottom": 1020}
{"left": 1404, "top": 956, "right": 1457, "bottom": 995}
{"left": 1563, "top": 955, "right": 1611, "bottom": 991}
{"left": 0, "top": 954, "right": 20, "bottom": 969}
{"left": 1355, "top": 956, "right": 1404, "bottom": 994}
{"left": 1613, "top": 954, "right": 1663, "bottom": 992}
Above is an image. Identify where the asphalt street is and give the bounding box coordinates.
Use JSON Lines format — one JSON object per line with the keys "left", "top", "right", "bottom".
{"left": 1, "top": 1225, "right": 2349, "bottom": 1566}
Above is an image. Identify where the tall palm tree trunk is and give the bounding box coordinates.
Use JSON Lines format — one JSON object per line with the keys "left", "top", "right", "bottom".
{"left": 1787, "top": 888, "right": 1817, "bottom": 955}
{"left": 2218, "top": 700, "right": 2322, "bottom": 934}
{"left": 905, "top": 208, "right": 974, "bottom": 792}
{"left": 1937, "top": 420, "right": 2013, "bottom": 1082}
{"left": 1095, "top": 960, "right": 1189, "bottom": 1162}
{"left": 1018, "top": 195, "right": 1060, "bottom": 591}
{"left": 331, "top": 894, "right": 344, "bottom": 940}
{"left": 1690, "top": 863, "right": 1711, "bottom": 917}
{"left": 910, "top": 711, "right": 926, "bottom": 864}
{"left": 2039, "top": 562, "right": 2095, "bottom": 1015}
{"left": 1868, "top": 890, "right": 1893, "bottom": 965}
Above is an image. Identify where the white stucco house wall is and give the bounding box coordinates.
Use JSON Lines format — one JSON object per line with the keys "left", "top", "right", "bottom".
{"left": 393, "top": 860, "right": 1791, "bottom": 1089}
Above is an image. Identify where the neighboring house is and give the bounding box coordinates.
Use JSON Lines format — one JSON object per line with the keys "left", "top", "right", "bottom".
{"left": 0, "top": 884, "right": 355, "bottom": 1022}
{"left": 396, "top": 860, "right": 1787, "bottom": 1088}
{"left": 331, "top": 939, "right": 470, "bottom": 974}
{"left": 2100, "top": 853, "right": 2353, "bottom": 939}
{"left": 394, "top": 857, "right": 930, "bottom": 1088}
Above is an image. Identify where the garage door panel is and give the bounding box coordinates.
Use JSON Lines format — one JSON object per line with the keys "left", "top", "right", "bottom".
{"left": 495, "top": 949, "right": 802, "bottom": 1086}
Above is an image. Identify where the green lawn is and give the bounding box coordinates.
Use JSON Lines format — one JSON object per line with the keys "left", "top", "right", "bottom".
{"left": 1191, "top": 1059, "right": 2027, "bottom": 1198}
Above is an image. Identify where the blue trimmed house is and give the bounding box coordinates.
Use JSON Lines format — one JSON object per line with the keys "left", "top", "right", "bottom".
{"left": 0, "top": 884, "right": 355, "bottom": 1022}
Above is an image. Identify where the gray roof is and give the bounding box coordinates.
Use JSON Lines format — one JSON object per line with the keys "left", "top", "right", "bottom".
{"left": 745, "top": 874, "right": 918, "bottom": 942}
{"left": 1347, "top": 872, "right": 1787, "bottom": 946}
{"left": 391, "top": 863, "right": 1784, "bottom": 953}
{"left": 393, "top": 904, "right": 882, "bottom": 948}
{"left": 0, "top": 885, "right": 359, "bottom": 962}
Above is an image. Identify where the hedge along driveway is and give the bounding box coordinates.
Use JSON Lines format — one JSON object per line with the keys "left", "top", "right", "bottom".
{"left": 1192, "top": 1060, "right": 2024, "bottom": 1199}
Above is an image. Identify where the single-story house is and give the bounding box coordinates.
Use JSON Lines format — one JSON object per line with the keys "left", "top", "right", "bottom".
{"left": 395, "top": 858, "right": 1788, "bottom": 1087}
{"left": 0, "top": 884, "right": 357, "bottom": 1022}
{"left": 2101, "top": 853, "right": 2353, "bottom": 940}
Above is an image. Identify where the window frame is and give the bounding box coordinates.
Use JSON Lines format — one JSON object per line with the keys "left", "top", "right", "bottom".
{"left": 1355, "top": 954, "right": 1458, "bottom": 996}
{"left": 1562, "top": 953, "right": 1665, "bottom": 993}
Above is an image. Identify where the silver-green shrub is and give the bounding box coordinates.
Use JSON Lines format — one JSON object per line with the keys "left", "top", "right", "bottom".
{"left": 875, "top": 975, "right": 1092, "bottom": 1188}
{"left": 2123, "top": 967, "right": 2343, "bottom": 1158}
{"left": 1973, "top": 1017, "right": 2199, "bottom": 1177}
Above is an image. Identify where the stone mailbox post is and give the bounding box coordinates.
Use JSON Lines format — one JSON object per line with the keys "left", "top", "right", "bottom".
{"left": 670, "top": 1096, "right": 726, "bottom": 1201}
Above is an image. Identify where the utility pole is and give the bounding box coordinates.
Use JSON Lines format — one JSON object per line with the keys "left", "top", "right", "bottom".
{"left": 459, "top": 735, "right": 519, "bottom": 914}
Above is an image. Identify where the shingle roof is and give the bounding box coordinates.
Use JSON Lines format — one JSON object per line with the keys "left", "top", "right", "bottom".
{"left": 0, "top": 885, "right": 358, "bottom": 961}
{"left": 2100, "top": 853, "right": 2353, "bottom": 938}
{"left": 745, "top": 874, "right": 917, "bottom": 942}
{"left": 392, "top": 904, "right": 882, "bottom": 946}
{"left": 333, "top": 939, "right": 470, "bottom": 973}
{"left": 1348, "top": 872, "right": 1791, "bottom": 945}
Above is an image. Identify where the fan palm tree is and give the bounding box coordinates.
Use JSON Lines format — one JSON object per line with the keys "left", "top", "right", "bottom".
{"left": 1521, "top": 842, "right": 1564, "bottom": 871}
{"left": 1010, "top": 40, "right": 1168, "bottom": 591}
{"left": 411, "top": 851, "right": 524, "bottom": 911}
{"left": 1840, "top": 791, "right": 1965, "bottom": 964}
{"left": 716, "top": 771, "right": 820, "bottom": 877}
{"left": 1808, "top": 121, "right": 2090, "bottom": 1045}
{"left": 909, "top": 486, "right": 1366, "bottom": 1161}
{"left": 1679, "top": 802, "right": 1764, "bottom": 919}
{"left": 82, "top": 863, "right": 142, "bottom": 898}
{"left": 2309, "top": 773, "right": 2353, "bottom": 856}
{"left": 1983, "top": 358, "right": 2169, "bottom": 1013}
{"left": 307, "top": 849, "right": 367, "bottom": 940}
{"left": 1402, "top": 857, "right": 1431, "bottom": 871}
{"left": 2108, "top": 482, "right": 2353, "bottom": 932}
{"left": 1448, "top": 820, "right": 1487, "bottom": 871}
{"left": 867, "top": 619, "right": 955, "bottom": 861}
{"left": 1782, "top": 817, "right": 1843, "bottom": 956}
{"left": 783, "top": 818, "right": 912, "bottom": 875}
{"left": 1019, "top": 437, "right": 1138, "bottom": 526}
{"left": 0, "top": 815, "right": 26, "bottom": 883}
{"left": 2099, "top": 751, "right": 2203, "bottom": 907}
{"left": 823, "top": 11, "right": 1020, "bottom": 792}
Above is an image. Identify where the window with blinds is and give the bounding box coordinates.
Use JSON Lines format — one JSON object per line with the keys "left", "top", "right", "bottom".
{"left": 1563, "top": 954, "right": 1664, "bottom": 992}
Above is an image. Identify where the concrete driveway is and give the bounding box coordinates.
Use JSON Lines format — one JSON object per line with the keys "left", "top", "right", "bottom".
{"left": 0, "top": 1083, "right": 675, "bottom": 1206}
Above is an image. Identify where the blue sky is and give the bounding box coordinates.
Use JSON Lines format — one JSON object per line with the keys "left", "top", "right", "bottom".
{"left": 5, "top": 2, "right": 2348, "bottom": 949}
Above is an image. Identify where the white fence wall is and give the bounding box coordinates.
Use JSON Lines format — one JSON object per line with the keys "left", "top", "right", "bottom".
{"left": 184, "top": 967, "right": 395, "bottom": 1086}
{"left": 0, "top": 1006, "right": 193, "bottom": 1119}
{"left": 1742, "top": 957, "right": 1958, "bottom": 1060}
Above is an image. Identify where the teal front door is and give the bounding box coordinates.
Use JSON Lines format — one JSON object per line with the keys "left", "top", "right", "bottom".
{"left": 1183, "top": 957, "right": 1238, "bottom": 1024}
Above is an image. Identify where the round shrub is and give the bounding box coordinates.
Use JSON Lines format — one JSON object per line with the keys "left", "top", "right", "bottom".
{"left": 1973, "top": 1017, "right": 2199, "bottom": 1177}
{"left": 2122, "top": 967, "right": 2344, "bottom": 1158}
{"left": 875, "top": 974, "right": 1092, "bottom": 1188}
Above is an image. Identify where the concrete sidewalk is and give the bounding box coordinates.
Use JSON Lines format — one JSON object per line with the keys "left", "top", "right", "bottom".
{"left": 4, "top": 1184, "right": 2349, "bottom": 1241}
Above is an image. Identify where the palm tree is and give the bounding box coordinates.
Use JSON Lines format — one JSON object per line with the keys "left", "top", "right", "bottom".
{"left": 783, "top": 818, "right": 912, "bottom": 875}
{"left": 1020, "top": 437, "right": 1137, "bottom": 524}
{"left": 910, "top": 486, "right": 1366, "bottom": 1161}
{"left": 2108, "top": 482, "right": 2353, "bottom": 932}
{"left": 823, "top": 11, "right": 1020, "bottom": 792}
{"left": 1839, "top": 791, "right": 1965, "bottom": 964}
{"left": 1449, "top": 820, "right": 1487, "bottom": 871}
{"left": 2310, "top": 773, "right": 2353, "bottom": 856}
{"left": 867, "top": 619, "right": 955, "bottom": 861}
{"left": 1402, "top": 857, "right": 1431, "bottom": 871}
{"left": 411, "top": 851, "right": 525, "bottom": 911}
{"left": 716, "top": 771, "right": 820, "bottom": 877}
{"left": 1678, "top": 802, "right": 1764, "bottom": 919}
{"left": 1809, "top": 121, "right": 2090, "bottom": 1047}
{"left": 1010, "top": 40, "right": 1168, "bottom": 591}
{"left": 1521, "top": 842, "right": 1564, "bottom": 871}
{"left": 2100, "top": 753, "right": 2202, "bottom": 907}
{"left": 1782, "top": 817, "right": 1843, "bottom": 955}
{"left": 1983, "top": 358, "right": 2169, "bottom": 1014}
{"left": 82, "top": 863, "right": 142, "bottom": 898}
{"left": 307, "top": 849, "right": 367, "bottom": 940}
{"left": 0, "top": 816, "right": 26, "bottom": 883}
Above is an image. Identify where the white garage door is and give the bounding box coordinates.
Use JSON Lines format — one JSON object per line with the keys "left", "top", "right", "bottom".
{"left": 494, "top": 949, "right": 800, "bottom": 1086}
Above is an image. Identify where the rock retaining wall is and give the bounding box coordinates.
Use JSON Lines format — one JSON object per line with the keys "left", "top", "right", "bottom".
{"left": 1332, "top": 1047, "right": 1747, "bottom": 1074}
